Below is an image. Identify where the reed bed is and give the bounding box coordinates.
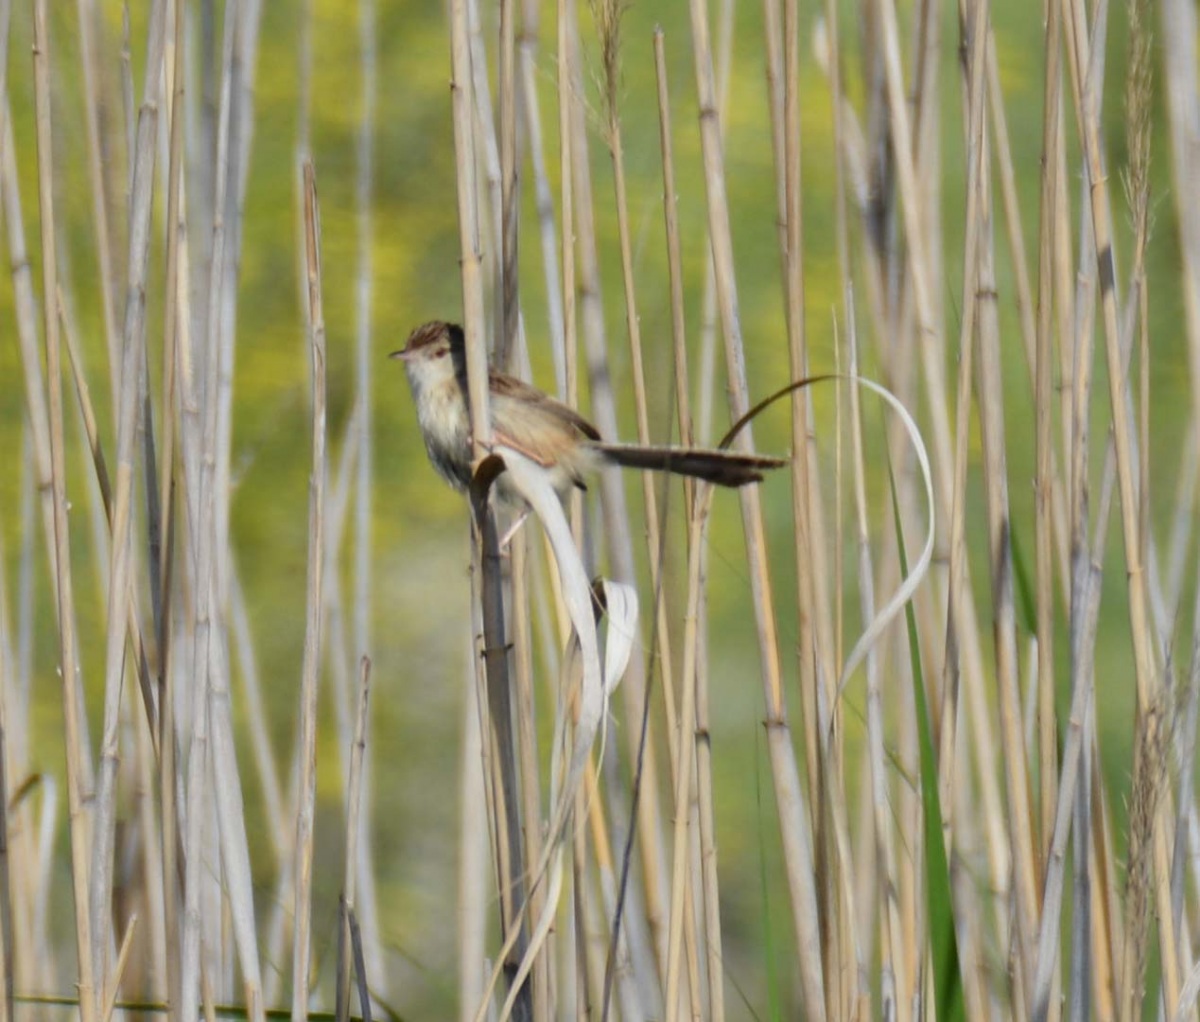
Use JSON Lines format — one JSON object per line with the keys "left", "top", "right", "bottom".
{"left": 0, "top": 0, "right": 1197, "bottom": 1019}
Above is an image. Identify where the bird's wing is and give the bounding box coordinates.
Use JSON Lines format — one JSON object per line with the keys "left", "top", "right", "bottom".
{"left": 488, "top": 368, "right": 601, "bottom": 442}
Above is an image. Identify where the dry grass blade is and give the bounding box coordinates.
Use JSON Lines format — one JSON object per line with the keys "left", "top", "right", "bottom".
{"left": 59, "top": 294, "right": 158, "bottom": 753}
{"left": 101, "top": 916, "right": 139, "bottom": 1022}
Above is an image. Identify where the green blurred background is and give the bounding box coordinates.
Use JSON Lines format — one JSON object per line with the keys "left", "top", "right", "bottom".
{"left": 0, "top": 0, "right": 1191, "bottom": 1015}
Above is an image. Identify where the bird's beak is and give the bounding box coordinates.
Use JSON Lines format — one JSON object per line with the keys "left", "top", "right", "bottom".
{"left": 389, "top": 348, "right": 411, "bottom": 362}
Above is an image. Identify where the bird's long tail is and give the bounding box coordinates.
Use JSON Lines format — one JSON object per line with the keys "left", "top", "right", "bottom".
{"left": 589, "top": 442, "right": 787, "bottom": 487}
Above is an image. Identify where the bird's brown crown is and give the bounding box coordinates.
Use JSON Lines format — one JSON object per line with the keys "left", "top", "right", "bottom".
{"left": 398, "top": 320, "right": 462, "bottom": 359}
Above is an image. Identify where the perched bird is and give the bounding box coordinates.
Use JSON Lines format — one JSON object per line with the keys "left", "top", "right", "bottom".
{"left": 392, "top": 320, "right": 785, "bottom": 506}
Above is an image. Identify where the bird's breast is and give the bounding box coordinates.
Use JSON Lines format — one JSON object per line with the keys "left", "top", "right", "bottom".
{"left": 408, "top": 368, "right": 472, "bottom": 490}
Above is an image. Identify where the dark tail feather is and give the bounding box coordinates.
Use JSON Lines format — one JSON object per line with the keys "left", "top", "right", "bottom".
{"left": 590, "top": 442, "right": 787, "bottom": 487}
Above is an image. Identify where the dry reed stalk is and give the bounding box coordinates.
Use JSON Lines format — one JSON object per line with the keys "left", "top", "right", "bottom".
{"left": 214, "top": 0, "right": 263, "bottom": 608}
{"left": 652, "top": 31, "right": 728, "bottom": 1021}
{"left": 157, "top": 0, "right": 186, "bottom": 998}
{"left": 782, "top": 0, "right": 854, "bottom": 1002}
{"left": 690, "top": 0, "right": 735, "bottom": 455}
{"left": 961, "top": 5, "right": 1039, "bottom": 1007}
{"left": 1084, "top": 431, "right": 1130, "bottom": 1019}
{"left": 571, "top": 785, "right": 592, "bottom": 1018}
{"left": 59, "top": 296, "right": 158, "bottom": 761}
{"left": 31, "top": 3, "right": 97, "bottom": 1018}
{"left": 227, "top": 570, "right": 287, "bottom": 854}
{"left": 1160, "top": 439, "right": 1198, "bottom": 620}
{"left": 591, "top": 6, "right": 691, "bottom": 1006}
{"left": 291, "top": 161, "right": 327, "bottom": 1022}
{"left": 296, "top": 0, "right": 313, "bottom": 331}
{"left": 760, "top": 0, "right": 787, "bottom": 269}
{"left": 3, "top": 106, "right": 58, "bottom": 596}
{"left": 452, "top": 12, "right": 548, "bottom": 1006}
{"left": 354, "top": 0, "right": 376, "bottom": 666}
{"left": 830, "top": 3, "right": 902, "bottom": 1012}
{"left": 1058, "top": 8, "right": 1104, "bottom": 1014}
{"left": 983, "top": 35, "right": 1072, "bottom": 598}
{"left": 649, "top": 36, "right": 689, "bottom": 774}
{"left": 582, "top": 763, "right": 643, "bottom": 1021}
{"left": 509, "top": 535, "right": 550, "bottom": 1021}
{"left": 873, "top": 0, "right": 948, "bottom": 478}
{"left": 119, "top": 8, "right": 135, "bottom": 186}
{"left": 189, "top": 0, "right": 266, "bottom": 999}
{"left": 555, "top": 11, "right": 672, "bottom": 999}
{"left": 1089, "top": 746, "right": 1120, "bottom": 1017}
{"left": 92, "top": 0, "right": 168, "bottom": 994}
{"left": 350, "top": 0, "right": 382, "bottom": 982}
{"left": 337, "top": 657, "right": 372, "bottom": 1022}
{"left": 517, "top": 0, "right": 565, "bottom": 393}
{"left": 1065, "top": 347, "right": 1151, "bottom": 1018}
{"left": 472, "top": 503, "right": 531, "bottom": 1018}
{"left": 1123, "top": 1, "right": 1181, "bottom": 1014}
{"left": 0, "top": 569, "right": 10, "bottom": 1022}
{"left": 459, "top": 651, "right": 489, "bottom": 1021}
{"left": 1065, "top": 0, "right": 1181, "bottom": 1008}
{"left": 320, "top": 399, "right": 389, "bottom": 1001}
{"left": 497, "top": 0, "right": 517, "bottom": 368}
{"left": 555, "top": 0, "right": 577, "bottom": 470}
{"left": 0, "top": 555, "right": 25, "bottom": 1005}
{"left": 1028, "top": 0, "right": 1073, "bottom": 1014}
{"left": 1033, "top": 0, "right": 1063, "bottom": 884}
{"left": 5, "top": 373, "right": 35, "bottom": 1019}
{"left": 1159, "top": 0, "right": 1200, "bottom": 460}
{"left": 913, "top": 0, "right": 945, "bottom": 328}
{"left": 180, "top": 0, "right": 237, "bottom": 1014}
{"left": 684, "top": 0, "right": 826, "bottom": 1016}
{"left": 0, "top": 614, "right": 9, "bottom": 1022}
{"left": 1174, "top": 568, "right": 1200, "bottom": 948}
{"left": 759, "top": 0, "right": 822, "bottom": 808}
{"left": 124, "top": 666, "right": 166, "bottom": 1002}
{"left": 263, "top": 754, "right": 303, "bottom": 1009}
{"left": 846, "top": 310, "right": 906, "bottom": 1022}
{"left": 464, "top": 0, "right": 505, "bottom": 339}
{"left": 74, "top": 0, "right": 121, "bottom": 397}
{"left": 939, "top": 202, "right": 975, "bottom": 1006}
{"left": 1121, "top": 695, "right": 1169, "bottom": 1022}
{"left": 662, "top": 502, "right": 711, "bottom": 1018}
{"left": 450, "top": 0, "right": 490, "bottom": 439}
{"left": 450, "top": 30, "right": 529, "bottom": 998}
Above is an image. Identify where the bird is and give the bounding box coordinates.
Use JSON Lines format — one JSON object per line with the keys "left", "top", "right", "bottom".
{"left": 391, "top": 320, "right": 786, "bottom": 509}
